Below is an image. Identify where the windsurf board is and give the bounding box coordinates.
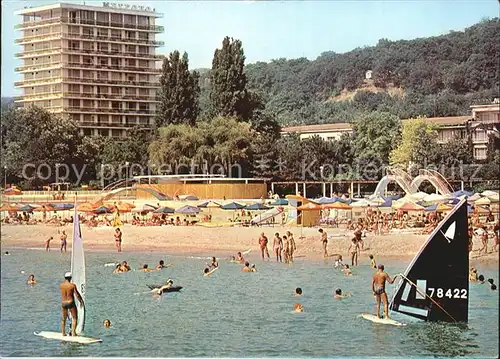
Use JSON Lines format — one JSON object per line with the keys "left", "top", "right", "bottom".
{"left": 360, "top": 313, "right": 406, "bottom": 326}
{"left": 34, "top": 331, "right": 102, "bottom": 344}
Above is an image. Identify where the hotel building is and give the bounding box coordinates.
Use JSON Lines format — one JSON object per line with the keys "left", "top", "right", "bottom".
{"left": 14, "top": 2, "right": 164, "bottom": 138}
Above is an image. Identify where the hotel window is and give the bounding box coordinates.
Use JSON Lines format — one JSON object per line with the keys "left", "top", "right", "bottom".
{"left": 97, "top": 43, "right": 108, "bottom": 52}
{"left": 68, "top": 25, "right": 79, "bottom": 35}
{"left": 124, "top": 15, "right": 135, "bottom": 26}
{"left": 96, "top": 12, "right": 108, "bottom": 24}
{"left": 111, "top": 29, "right": 121, "bottom": 39}
{"left": 69, "top": 41, "right": 79, "bottom": 50}
{"left": 125, "top": 31, "right": 135, "bottom": 40}
{"left": 111, "top": 43, "right": 120, "bottom": 53}
{"left": 82, "top": 28, "right": 93, "bottom": 37}
{"left": 110, "top": 58, "right": 119, "bottom": 68}
{"left": 474, "top": 147, "right": 487, "bottom": 160}
{"left": 110, "top": 13, "right": 122, "bottom": 25}
{"left": 126, "top": 45, "right": 136, "bottom": 53}
{"left": 111, "top": 87, "right": 121, "bottom": 95}
{"left": 138, "top": 32, "right": 148, "bottom": 41}
{"left": 473, "top": 130, "right": 487, "bottom": 142}
{"left": 97, "top": 29, "right": 108, "bottom": 38}
{"left": 99, "top": 58, "right": 108, "bottom": 66}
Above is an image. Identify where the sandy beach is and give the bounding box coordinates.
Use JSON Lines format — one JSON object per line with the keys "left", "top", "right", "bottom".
{"left": 1, "top": 223, "right": 497, "bottom": 266}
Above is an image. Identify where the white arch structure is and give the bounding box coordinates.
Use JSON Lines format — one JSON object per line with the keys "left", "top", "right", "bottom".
{"left": 372, "top": 168, "right": 453, "bottom": 197}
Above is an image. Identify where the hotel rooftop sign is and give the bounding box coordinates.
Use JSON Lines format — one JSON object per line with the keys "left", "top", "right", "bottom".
{"left": 103, "top": 2, "right": 156, "bottom": 12}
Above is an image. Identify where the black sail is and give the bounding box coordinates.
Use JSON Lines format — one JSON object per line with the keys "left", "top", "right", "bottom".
{"left": 389, "top": 198, "right": 469, "bottom": 322}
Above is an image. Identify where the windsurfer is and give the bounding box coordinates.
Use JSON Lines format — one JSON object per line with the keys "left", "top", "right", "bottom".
{"left": 60, "top": 272, "right": 84, "bottom": 336}
{"left": 372, "top": 264, "right": 396, "bottom": 319}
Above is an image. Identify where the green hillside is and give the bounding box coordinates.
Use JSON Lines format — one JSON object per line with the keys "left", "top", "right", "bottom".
{"left": 200, "top": 18, "right": 499, "bottom": 125}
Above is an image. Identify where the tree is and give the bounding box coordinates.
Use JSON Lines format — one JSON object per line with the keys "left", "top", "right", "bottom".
{"left": 209, "top": 37, "right": 253, "bottom": 120}
{"left": 1, "top": 106, "right": 81, "bottom": 187}
{"left": 351, "top": 112, "right": 401, "bottom": 175}
{"left": 390, "top": 117, "right": 439, "bottom": 173}
{"left": 155, "top": 51, "right": 200, "bottom": 127}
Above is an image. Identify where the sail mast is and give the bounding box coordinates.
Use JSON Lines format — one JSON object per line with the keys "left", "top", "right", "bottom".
{"left": 71, "top": 204, "right": 86, "bottom": 334}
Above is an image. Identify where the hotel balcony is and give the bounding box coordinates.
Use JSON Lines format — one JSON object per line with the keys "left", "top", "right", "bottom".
{"left": 64, "top": 107, "right": 154, "bottom": 115}
{"left": 15, "top": 33, "right": 62, "bottom": 44}
{"left": 63, "top": 32, "right": 164, "bottom": 46}
{"left": 65, "top": 92, "right": 158, "bottom": 102}
{"left": 15, "top": 77, "right": 62, "bottom": 87}
{"left": 61, "top": 47, "right": 164, "bottom": 60}
{"left": 15, "top": 17, "right": 164, "bottom": 33}
{"left": 14, "top": 92, "right": 64, "bottom": 102}
{"left": 63, "top": 62, "right": 161, "bottom": 74}
{"left": 78, "top": 121, "right": 151, "bottom": 128}
{"left": 15, "top": 47, "right": 62, "bottom": 58}
{"left": 15, "top": 62, "right": 61, "bottom": 72}
{"left": 62, "top": 76, "right": 160, "bottom": 88}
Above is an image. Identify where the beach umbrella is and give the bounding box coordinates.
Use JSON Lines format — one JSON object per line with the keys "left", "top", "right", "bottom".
{"left": 179, "top": 194, "right": 199, "bottom": 201}
{"left": 296, "top": 202, "right": 322, "bottom": 211}
{"left": 197, "top": 201, "right": 220, "bottom": 208}
{"left": 93, "top": 205, "right": 112, "bottom": 214}
{"left": 18, "top": 204, "right": 35, "bottom": 212}
{"left": 54, "top": 203, "right": 75, "bottom": 211}
{"left": 378, "top": 198, "right": 393, "bottom": 208}
{"left": 350, "top": 199, "right": 371, "bottom": 208}
{"left": 424, "top": 204, "right": 437, "bottom": 212}
{"left": 408, "top": 192, "right": 428, "bottom": 201}
{"left": 475, "top": 205, "right": 491, "bottom": 214}
{"left": 175, "top": 205, "right": 200, "bottom": 214}
{"left": 245, "top": 203, "right": 270, "bottom": 211}
{"left": 4, "top": 188, "right": 22, "bottom": 195}
{"left": 464, "top": 193, "right": 481, "bottom": 202}
{"left": 111, "top": 203, "right": 135, "bottom": 213}
{"left": 323, "top": 202, "right": 352, "bottom": 210}
{"left": 397, "top": 202, "right": 425, "bottom": 211}
{"left": 270, "top": 198, "right": 288, "bottom": 206}
{"left": 315, "top": 196, "right": 337, "bottom": 204}
{"left": 368, "top": 195, "right": 386, "bottom": 204}
{"left": 154, "top": 206, "right": 175, "bottom": 214}
{"left": 78, "top": 202, "right": 98, "bottom": 212}
{"left": 220, "top": 202, "right": 245, "bottom": 210}
{"left": 423, "top": 193, "right": 448, "bottom": 203}
{"left": 481, "top": 190, "right": 498, "bottom": 197}
{"left": 452, "top": 190, "right": 474, "bottom": 198}
{"left": 475, "top": 197, "right": 491, "bottom": 205}
{"left": 132, "top": 204, "right": 157, "bottom": 213}
{"left": 0, "top": 204, "right": 18, "bottom": 211}
{"left": 487, "top": 193, "right": 499, "bottom": 203}
{"left": 436, "top": 203, "right": 453, "bottom": 212}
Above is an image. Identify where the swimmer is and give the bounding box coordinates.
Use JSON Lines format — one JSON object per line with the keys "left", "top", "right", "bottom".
{"left": 333, "top": 288, "right": 351, "bottom": 299}
{"left": 488, "top": 278, "right": 497, "bottom": 291}
{"left": 334, "top": 255, "right": 344, "bottom": 269}
{"left": 203, "top": 267, "right": 217, "bottom": 277}
{"left": 26, "top": 274, "right": 37, "bottom": 285}
{"left": 156, "top": 260, "right": 167, "bottom": 270}
{"left": 469, "top": 267, "right": 478, "bottom": 281}
{"left": 343, "top": 264, "right": 352, "bottom": 276}
{"left": 141, "top": 264, "right": 154, "bottom": 273}
{"left": 155, "top": 279, "right": 174, "bottom": 295}
{"left": 236, "top": 252, "right": 244, "bottom": 264}
{"left": 120, "top": 261, "right": 131, "bottom": 272}
{"left": 207, "top": 257, "right": 218, "bottom": 269}
{"left": 478, "top": 274, "right": 485, "bottom": 284}
{"left": 242, "top": 261, "right": 252, "bottom": 272}
{"left": 113, "top": 264, "right": 122, "bottom": 274}
{"left": 295, "top": 287, "right": 302, "bottom": 297}
{"left": 369, "top": 254, "right": 376, "bottom": 269}
{"left": 4, "top": 251, "right": 10, "bottom": 255}
{"left": 251, "top": 264, "right": 257, "bottom": 272}
{"left": 293, "top": 303, "right": 304, "bottom": 312}
{"left": 103, "top": 319, "right": 111, "bottom": 328}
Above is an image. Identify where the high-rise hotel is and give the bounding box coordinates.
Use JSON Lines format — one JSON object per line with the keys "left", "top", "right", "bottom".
{"left": 14, "top": 2, "right": 164, "bottom": 138}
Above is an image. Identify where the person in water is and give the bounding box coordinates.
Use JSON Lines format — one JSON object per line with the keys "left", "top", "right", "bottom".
{"left": 319, "top": 228, "right": 328, "bottom": 257}
{"left": 469, "top": 267, "right": 478, "bottom": 281}
{"left": 251, "top": 264, "right": 257, "bottom": 272}
{"left": 242, "top": 261, "right": 253, "bottom": 272}
{"left": 477, "top": 274, "right": 485, "bottom": 284}
{"left": 114, "top": 228, "right": 122, "bottom": 253}
{"left": 59, "top": 230, "right": 67, "bottom": 253}
{"left": 141, "top": 264, "right": 154, "bottom": 272}
{"left": 334, "top": 255, "right": 344, "bottom": 269}
{"left": 369, "top": 254, "right": 377, "bottom": 269}
{"left": 236, "top": 252, "right": 245, "bottom": 264}
{"left": 203, "top": 267, "right": 214, "bottom": 276}
{"left": 103, "top": 319, "right": 111, "bottom": 328}
{"left": 4, "top": 251, "right": 10, "bottom": 255}
{"left": 293, "top": 303, "right": 304, "bottom": 312}
{"left": 119, "top": 261, "right": 131, "bottom": 272}
{"left": 113, "top": 264, "right": 122, "bottom": 274}
{"left": 343, "top": 264, "right": 352, "bottom": 276}
{"left": 45, "top": 236, "right": 53, "bottom": 251}
{"left": 295, "top": 287, "right": 303, "bottom": 297}
{"left": 487, "top": 279, "right": 497, "bottom": 291}
{"left": 209, "top": 257, "right": 218, "bottom": 269}
{"left": 156, "top": 279, "right": 174, "bottom": 295}
{"left": 258, "top": 232, "right": 270, "bottom": 261}
{"left": 60, "top": 272, "right": 84, "bottom": 337}
{"left": 156, "top": 260, "right": 167, "bottom": 270}
{"left": 334, "top": 288, "right": 351, "bottom": 299}
{"left": 26, "top": 274, "right": 37, "bottom": 285}
{"left": 372, "top": 264, "right": 396, "bottom": 319}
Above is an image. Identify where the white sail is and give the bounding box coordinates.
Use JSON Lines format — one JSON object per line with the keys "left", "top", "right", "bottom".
{"left": 71, "top": 209, "right": 86, "bottom": 334}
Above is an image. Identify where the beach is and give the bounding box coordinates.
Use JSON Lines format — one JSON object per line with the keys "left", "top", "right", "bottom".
{"left": 1, "top": 223, "right": 498, "bottom": 265}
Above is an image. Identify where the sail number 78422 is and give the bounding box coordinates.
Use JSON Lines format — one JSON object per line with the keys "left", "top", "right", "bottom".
{"left": 427, "top": 288, "right": 467, "bottom": 299}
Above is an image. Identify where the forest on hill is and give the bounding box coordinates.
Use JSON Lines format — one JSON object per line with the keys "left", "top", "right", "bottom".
{"left": 200, "top": 18, "right": 499, "bottom": 125}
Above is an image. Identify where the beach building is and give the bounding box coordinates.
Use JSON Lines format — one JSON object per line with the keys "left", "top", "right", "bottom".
{"left": 14, "top": 2, "right": 164, "bottom": 138}
{"left": 281, "top": 100, "right": 500, "bottom": 160}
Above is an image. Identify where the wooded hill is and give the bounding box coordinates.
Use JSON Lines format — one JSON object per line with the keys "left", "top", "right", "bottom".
{"left": 200, "top": 18, "right": 499, "bottom": 125}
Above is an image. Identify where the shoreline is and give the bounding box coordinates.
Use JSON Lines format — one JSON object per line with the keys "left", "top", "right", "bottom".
{"left": 1, "top": 223, "right": 498, "bottom": 267}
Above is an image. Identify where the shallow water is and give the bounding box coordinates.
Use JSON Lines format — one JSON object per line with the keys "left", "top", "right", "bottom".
{"left": 0, "top": 248, "right": 498, "bottom": 357}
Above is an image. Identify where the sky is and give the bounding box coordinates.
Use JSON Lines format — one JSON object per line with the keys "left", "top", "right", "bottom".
{"left": 1, "top": 0, "right": 499, "bottom": 97}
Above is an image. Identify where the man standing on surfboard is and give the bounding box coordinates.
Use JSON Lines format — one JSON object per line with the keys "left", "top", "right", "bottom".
{"left": 372, "top": 265, "right": 396, "bottom": 319}
{"left": 60, "top": 272, "right": 84, "bottom": 336}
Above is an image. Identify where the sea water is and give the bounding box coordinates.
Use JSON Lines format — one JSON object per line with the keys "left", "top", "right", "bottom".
{"left": 0, "top": 249, "right": 498, "bottom": 357}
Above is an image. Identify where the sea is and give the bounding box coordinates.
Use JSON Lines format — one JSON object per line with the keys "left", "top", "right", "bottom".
{"left": 0, "top": 248, "right": 498, "bottom": 358}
